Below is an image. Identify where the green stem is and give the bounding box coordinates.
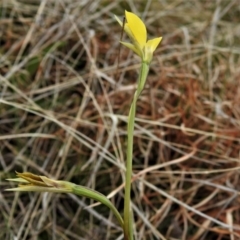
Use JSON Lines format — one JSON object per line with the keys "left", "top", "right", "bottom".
{"left": 72, "top": 185, "right": 124, "bottom": 229}
{"left": 123, "top": 62, "right": 149, "bottom": 240}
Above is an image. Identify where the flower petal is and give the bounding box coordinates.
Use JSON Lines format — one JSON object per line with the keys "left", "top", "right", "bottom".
{"left": 6, "top": 178, "right": 29, "bottom": 183}
{"left": 114, "top": 15, "right": 136, "bottom": 45}
{"left": 125, "top": 10, "right": 146, "bottom": 49}
{"left": 120, "top": 41, "right": 142, "bottom": 57}
{"left": 145, "top": 37, "right": 162, "bottom": 52}
{"left": 114, "top": 15, "right": 123, "bottom": 27}
{"left": 144, "top": 37, "right": 162, "bottom": 63}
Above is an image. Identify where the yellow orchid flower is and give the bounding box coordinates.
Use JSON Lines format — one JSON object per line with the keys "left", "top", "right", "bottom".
{"left": 115, "top": 10, "right": 162, "bottom": 63}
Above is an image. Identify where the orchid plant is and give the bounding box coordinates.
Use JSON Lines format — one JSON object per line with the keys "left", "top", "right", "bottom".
{"left": 6, "top": 10, "right": 162, "bottom": 240}
{"left": 115, "top": 11, "right": 162, "bottom": 239}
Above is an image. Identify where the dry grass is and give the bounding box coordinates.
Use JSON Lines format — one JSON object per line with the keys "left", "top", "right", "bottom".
{"left": 1, "top": 0, "right": 240, "bottom": 239}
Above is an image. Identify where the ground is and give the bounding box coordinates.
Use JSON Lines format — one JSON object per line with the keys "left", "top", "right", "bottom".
{"left": 0, "top": 0, "right": 240, "bottom": 239}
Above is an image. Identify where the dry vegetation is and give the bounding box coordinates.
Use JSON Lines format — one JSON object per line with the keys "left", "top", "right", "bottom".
{"left": 1, "top": 0, "right": 240, "bottom": 239}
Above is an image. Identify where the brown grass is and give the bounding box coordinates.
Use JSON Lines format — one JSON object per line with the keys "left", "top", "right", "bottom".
{"left": 1, "top": 0, "right": 240, "bottom": 239}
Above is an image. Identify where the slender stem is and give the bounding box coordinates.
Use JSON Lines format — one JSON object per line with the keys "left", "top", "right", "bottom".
{"left": 123, "top": 62, "right": 149, "bottom": 239}
{"left": 72, "top": 185, "right": 124, "bottom": 229}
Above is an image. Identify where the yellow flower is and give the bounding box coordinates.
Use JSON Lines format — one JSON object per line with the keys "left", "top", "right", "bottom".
{"left": 115, "top": 10, "right": 162, "bottom": 63}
